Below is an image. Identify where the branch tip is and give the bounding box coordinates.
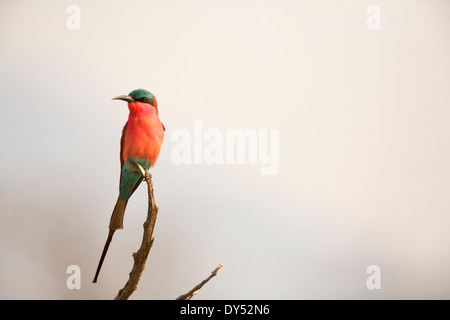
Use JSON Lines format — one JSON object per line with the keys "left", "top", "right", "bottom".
{"left": 176, "top": 264, "right": 223, "bottom": 300}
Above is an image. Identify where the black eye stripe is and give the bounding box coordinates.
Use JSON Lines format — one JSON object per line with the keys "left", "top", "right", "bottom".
{"left": 136, "top": 97, "right": 154, "bottom": 105}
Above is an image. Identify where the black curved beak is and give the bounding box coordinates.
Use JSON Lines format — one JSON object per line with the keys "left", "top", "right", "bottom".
{"left": 112, "top": 95, "right": 135, "bottom": 103}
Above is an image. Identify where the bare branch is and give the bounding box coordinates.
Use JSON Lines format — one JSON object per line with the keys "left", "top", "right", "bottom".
{"left": 109, "top": 164, "right": 222, "bottom": 300}
{"left": 114, "top": 170, "right": 157, "bottom": 300}
{"left": 176, "top": 264, "right": 223, "bottom": 300}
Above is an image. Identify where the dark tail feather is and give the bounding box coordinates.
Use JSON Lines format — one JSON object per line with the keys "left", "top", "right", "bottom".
{"left": 109, "top": 198, "right": 128, "bottom": 230}
{"left": 93, "top": 199, "right": 128, "bottom": 283}
{"left": 93, "top": 229, "right": 115, "bottom": 283}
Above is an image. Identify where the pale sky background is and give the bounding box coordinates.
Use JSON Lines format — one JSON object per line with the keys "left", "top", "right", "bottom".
{"left": 1, "top": 0, "right": 450, "bottom": 299}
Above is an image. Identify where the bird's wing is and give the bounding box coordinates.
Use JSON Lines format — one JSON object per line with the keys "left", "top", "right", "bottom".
{"left": 119, "top": 121, "right": 143, "bottom": 197}
{"left": 130, "top": 176, "right": 144, "bottom": 197}
{"left": 118, "top": 122, "right": 127, "bottom": 192}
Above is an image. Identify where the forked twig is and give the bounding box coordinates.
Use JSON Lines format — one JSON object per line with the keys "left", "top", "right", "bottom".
{"left": 176, "top": 264, "right": 223, "bottom": 300}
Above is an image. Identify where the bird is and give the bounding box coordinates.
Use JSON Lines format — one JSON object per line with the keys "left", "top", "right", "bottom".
{"left": 93, "top": 88, "right": 165, "bottom": 283}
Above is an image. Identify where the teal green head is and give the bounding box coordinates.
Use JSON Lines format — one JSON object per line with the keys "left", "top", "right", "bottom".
{"left": 112, "top": 88, "right": 157, "bottom": 109}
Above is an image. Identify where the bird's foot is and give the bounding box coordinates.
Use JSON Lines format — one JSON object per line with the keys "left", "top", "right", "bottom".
{"left": 136, "top": 163, "right": 150, "bottom": 181}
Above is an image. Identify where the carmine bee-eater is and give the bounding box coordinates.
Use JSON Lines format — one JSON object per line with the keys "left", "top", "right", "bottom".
{"left": 93, "top": 88, "right": 165, "bottom": 283}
